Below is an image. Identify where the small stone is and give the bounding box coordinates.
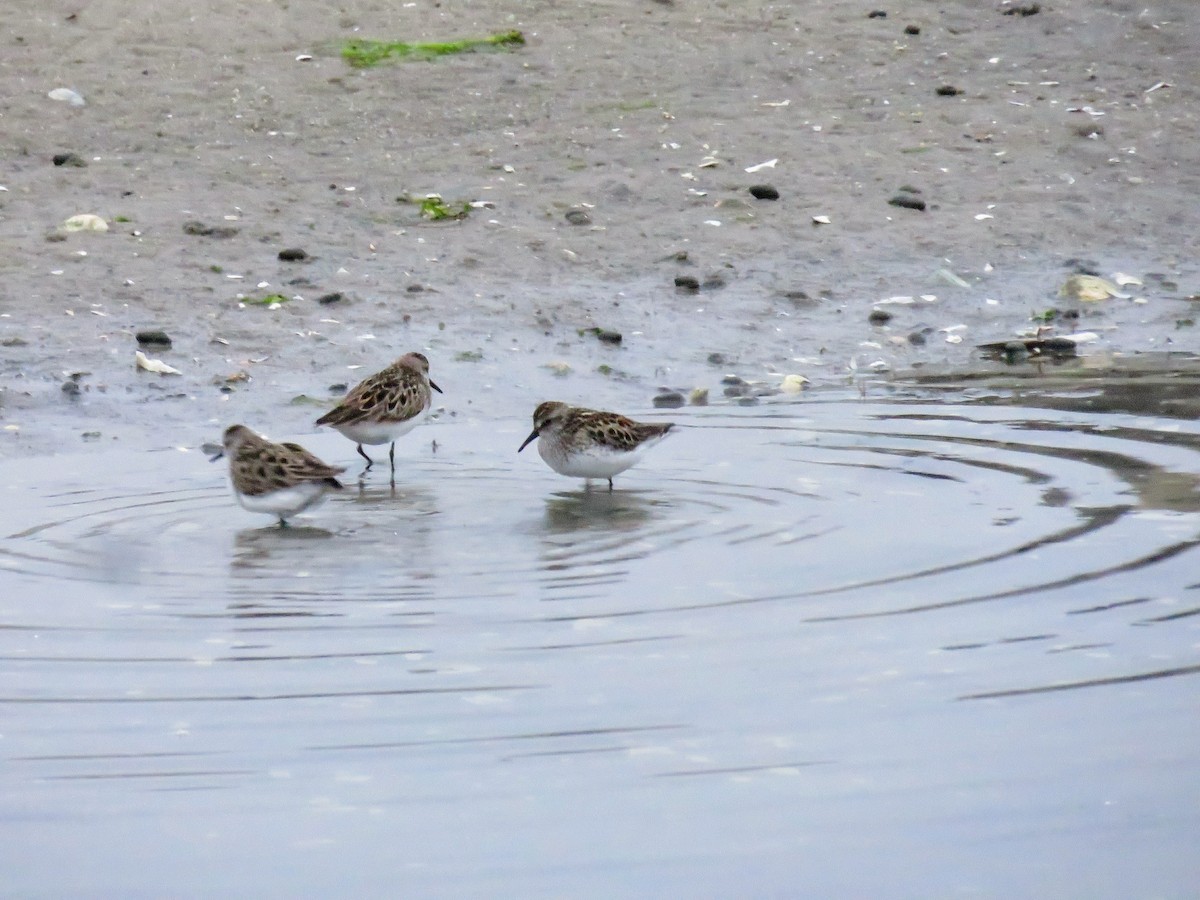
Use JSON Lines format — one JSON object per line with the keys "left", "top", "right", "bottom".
{"left": 908, "top": 329, "right": 930, "bottom": 346}
{"left": 52, "top": 152, "right": 87, "bottom": 167}
{"left": 136, "top": 330, "right": 172, "bottom": 348}
{"left": 721, "top": 374, "right": 747, "bottom": 386}
{"left": 675, "top": 275, "right": 701, "bottom": 292}
{"left": 316, "top": 292, "right": 344, "bottom": 305}
{"left": 564, "top": 208, "right": 591, "bottom": 226}
{"left": 868, "top": 309, "right": 893, "bottom": 325}
{"left": 867, "top": 9, "right": 887, "bottom": 18}
{"left": 936, "top": 85, "right": 962, "bottom": 97}
{"left": 702, "top": 272, "right": 727, "bottom": 290}
{"left": 278, "top": 247, "right": 309, "bottom": 261}
{"left": 889, "top": 193, "right": 927, "bottom": 211}
{"left": 748, "top": 184, "right": 780, "bottom": 201}
{"left": 653, "top": 391, "right": 686, "bottom": 409}
{"left": 594, "top": 328, "right": 622, "bottom": 345}
{"left": 1002, "top": 3, "right": 1040, "bottom": 15}
{"left": 689, "top": 388, "right": 709, "bottom": 406}
{"left": 61, "top": 380, "right": 81, "bottom": 397}
{"left": 706, "top": 352, "right": 729, "bottom": 365}
{"left": 904, "top": 24, "right": 921, "bottom": 34}
{"left": 81, "top": 431, "right": 101, "bottom": 441}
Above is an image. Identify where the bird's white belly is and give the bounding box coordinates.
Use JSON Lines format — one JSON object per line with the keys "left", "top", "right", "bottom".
{"left": 542, "top": 442, "right": 643, "bottom": 479}
{"left": 332, "top": 419, "right": 419, "bottom": 445}
{"left": 236, "top": 483, "right": 332, "bottom": 518}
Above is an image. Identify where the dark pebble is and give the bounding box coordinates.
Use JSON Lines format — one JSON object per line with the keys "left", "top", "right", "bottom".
{"left": 61, "top": 380, "right": 81, "bottom": 397}
{"left": 889, "top": 193, "right": 927, "bottom": 211}
{"left": 183, "top": 220, "right": 239, "bottom": 238}
{"left": 316, "top": 292, "right": 344, "bottom": 305}
{"left": 867, "top": 9, "right": 887, "bottom": 18}
{"left": 736, "top": 395, "right": 761, "bottom": 407}
{"left": 592, "top": 328, "right": 622, "bottom": 345}
{"left": 749, "top": 184, "right": 780, "bottom": 201}
{"left": 868, "top": 308, "right": 893, "bottom": 325}
{"left": 707, "top": 352, "right": 729, "bottom": 365}
{"left": 721, "top": 374, "right": 747, "bottom": 386}
{"left": 1002, "top": 3, "right": 1040, "bottom": 15}
{"left": 52, "top": 152, "right": 87, "bottom": 167}
{"left": 328, "top": 383, "right": 348, "bottom": 394}
{"left": 406, "top": 284, "right": 427, "bottom": 293}
{"left": 675, "top": 275, "right": 701, "bottom": 292}
{"left": 278, "top": 247, "right": 309, "bottom": 262}
{"left": 904, "top": 24, "right": 921, "bottom": 35}
{"left": 936, "top": 85, "right": 962, "bottom": 97}
{"left": 908, "top": 328, "right": 932, "bottom": 346}
{"left": 136, "top": 330, "right": 172, "bottom": 348}
{"left": 702, "top": 272, "right": 727, "bottom": 290}
{"left": 653, "top": 391, "right": 686, "bottom": 409}
{"left": 564, "top": 208, "right": 592, "bottom": 226}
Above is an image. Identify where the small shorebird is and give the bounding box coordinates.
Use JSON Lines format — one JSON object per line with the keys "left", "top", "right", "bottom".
{"left": 212, "top": 424, "right": 345, "bottom": 526}
{"left": 315, "top": 352, "right": 442, "bottom": 472}
{"left": 518, "top": 401, "right": 674, "bottom": 490}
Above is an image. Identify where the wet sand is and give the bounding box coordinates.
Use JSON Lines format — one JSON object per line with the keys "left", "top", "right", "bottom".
{"left": 1, "top": 0, "right": 1199, "bottom": 456}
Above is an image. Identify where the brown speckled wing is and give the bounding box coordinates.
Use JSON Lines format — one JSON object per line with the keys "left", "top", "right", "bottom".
{"left": 315, "top": 364, "right": 424, "bottom": 427}
{"left": 573, "top": 410, "right": 671, "bottom": 452}
{"left": 233, "top": 438, "right": 344, "bottom": 496}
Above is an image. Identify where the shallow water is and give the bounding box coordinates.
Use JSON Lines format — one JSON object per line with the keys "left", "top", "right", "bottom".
{"left": 3, "top": 390, "right": 1199, "bottom": 897}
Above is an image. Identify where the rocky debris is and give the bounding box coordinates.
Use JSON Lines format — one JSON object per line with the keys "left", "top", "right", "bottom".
{"left": 675, "top": 275, "right": 700, "bottom": 292}
{"left": 1001, "top": 3, "right": 1040, "bottom": 16}
{"left": 278, "top": 247, "right": 309, "bottom": 261}
{"left": 904, "top": 24, "right": 921, "bottom": 35}
{"left": 653, "top": 390, "right": 686, "bottom": 408}
{"left": 316, "top": 292, "right": 345, "bottom": 305}
{"left": 935, "top": 84, "right": 962, "bottom": 97}
{"left": 867, "top": 9, "right": 887, "bottom": 18}
{"left": 748, "top": 184, "right": 780, "bottom": 201}
{"left": 52, "top": 152, "right": 87, "bottom": 167}
{"left": 889, "top": 189, "right": 926, "bottom": 211}
{"left": 868, "top": 309, "right": 893, "bottom": 325}
{"left": 183, "top": 220, "right": 239, "bottom": 238}
{"left": 564, "top": 208, "right": 591, "bottom": 226}
{"left": 136, "top": 330, "right": 172, "bottom": 348}
{"left": 591, "top": 328, "right": 622, "bottom": 345}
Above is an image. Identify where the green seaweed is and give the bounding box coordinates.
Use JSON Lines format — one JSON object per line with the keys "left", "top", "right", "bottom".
{"left": 342, "top": 30, "right": 524, "bottom": 68}
{"left": 419, "top": 196, "right": 471, "bottom": 221}
{"left": 244, "top": 293, "right": 290, "bottom": 306}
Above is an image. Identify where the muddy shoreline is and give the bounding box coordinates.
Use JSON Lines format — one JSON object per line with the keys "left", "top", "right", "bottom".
{"left": 1, "top": 0, "right": 1198, "bottom": 458}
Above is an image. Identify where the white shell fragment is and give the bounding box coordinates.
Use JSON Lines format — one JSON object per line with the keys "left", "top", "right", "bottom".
{"left": 48, "top": 87, "right": 86, "bottom": 107}
{"left": 1112, "top": 272, "right": 1143, "bottom": 287}
{"left": 135, "top": 351, "right": 182, "bottom": 375}
{"left": 744, "top": 158, "right": 779, "bottom": 174}
{"left": 62, "top": 214, "right": 108, "bottom": 233}
{"left": 780, "top": 374, "right": 810, "bottom": 393}
{"left": 1060, "top": 274, "right": 1129, "bottom": 301}
{"left": 812, "top": 215, "right": 832, "bottom": 225}
{"left": 697, "top": 156, "right": 720, "bottom": 168}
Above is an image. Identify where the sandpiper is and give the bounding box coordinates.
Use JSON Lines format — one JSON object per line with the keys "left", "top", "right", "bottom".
{"left": 518, "top": 401, "right": 674, "bottom": 490}
{"left": 315, "top": 351, "right": 442, "bottom": 472}
{"left": 212, "top": 424, "right": 345, "bottom": 526}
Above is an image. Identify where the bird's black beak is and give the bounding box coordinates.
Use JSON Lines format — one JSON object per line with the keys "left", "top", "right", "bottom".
{"left": 429, "top": 379, "right": 444, "bottom": 394}
{"left": 209, "top": 450, "right": 224, "bottom": 462}
{"left": 204, "top": 440, "right": 225, "bottom": 462}
{"left": 517, "top": 428, "right": 539, "bottom": 453}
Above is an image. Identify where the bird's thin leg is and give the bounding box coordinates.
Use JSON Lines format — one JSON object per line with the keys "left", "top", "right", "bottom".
{"left": 389, "top": 442, "right": 396, "bottom": 472}
{"left": 357, "top": 444, "right": 374, "bottom": 469}
{"left": 278, "top": 517, "right": 290, "bottom": 528}
{"left": 607, "top": 478, "right": 614, "bottom": 492}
